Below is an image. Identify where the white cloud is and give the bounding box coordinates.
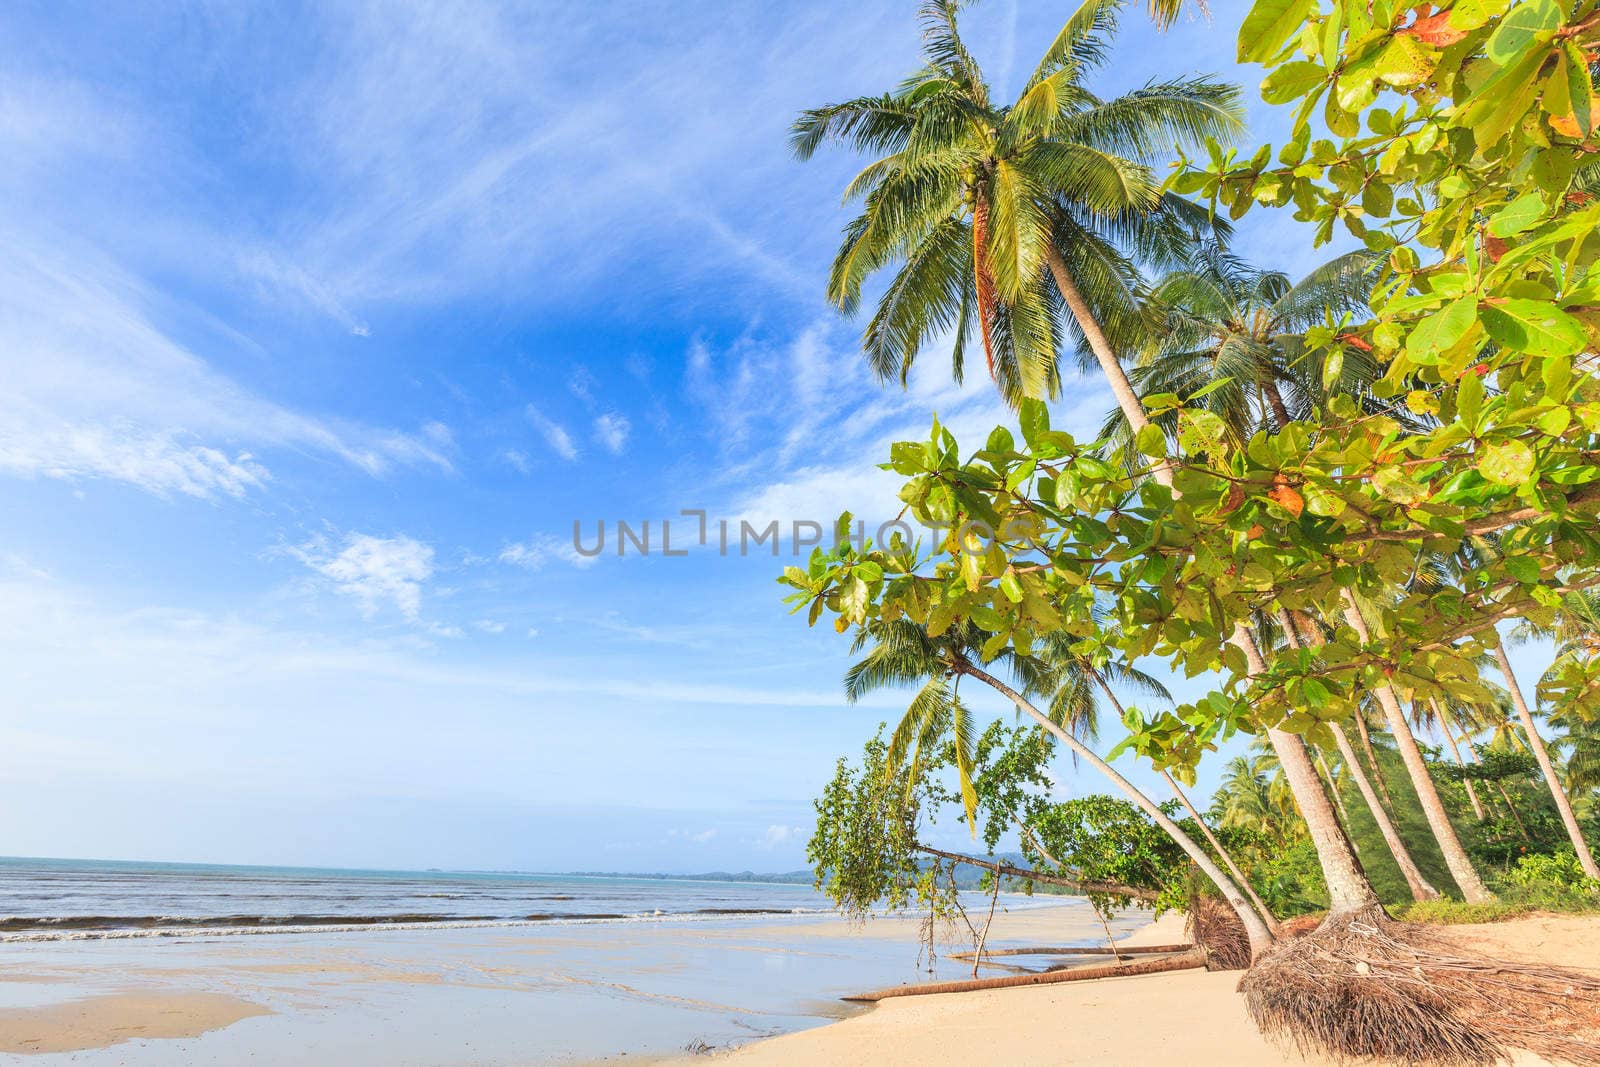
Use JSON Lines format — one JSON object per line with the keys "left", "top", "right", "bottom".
{"left": 499, "top": 533, "right": 597, "bottom": 570}
{"left": 755, "top": 824, "right": 806, "bottom": 850}
{"left": 294, "top": 533, "right": 436, "bottom": 620}
{"left": 473, "top": 619, "right": 505, "bottom": 634}
{"left": 593, "top": 413, "right": 630, "bottom": 455}
{"left": 0, "top": 236, "right": 451, "bottom": 500}
{"left": 500, "top": 448, "right": 531, "bottom": 474}
{"left": 668, "top": 828, "right": 717, "bottom": 845}
{"left": 525, "top": 405, "right": 577, "bottom": 461}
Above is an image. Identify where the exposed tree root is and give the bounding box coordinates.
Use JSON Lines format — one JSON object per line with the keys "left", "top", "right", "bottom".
{"left": 1187, "top": 893, "right": 1251, "bottom": 971}
{"left": 1238, "top": 904, "right": 1600, "bottom": 1066}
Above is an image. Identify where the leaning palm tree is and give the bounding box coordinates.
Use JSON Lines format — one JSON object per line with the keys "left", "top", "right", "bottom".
{"left": 793, "top": 0, "right": 1241, "bottom": 408}
{"left": 1113, "top": 253, "right": 1466, "bottom": 900}
{"left": 1033, "top": 629, "right": 1281, "bottom": 931}
{"left": 843, "top": 617, "right": 1277, "bottom": 956}
{"left": 1510, "top": 589, "right": 1600, "bottom": 878}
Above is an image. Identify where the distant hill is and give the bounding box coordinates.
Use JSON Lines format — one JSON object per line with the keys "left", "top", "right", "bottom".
{"left": 563, "top": 869, "right": 816, "bottom": 884}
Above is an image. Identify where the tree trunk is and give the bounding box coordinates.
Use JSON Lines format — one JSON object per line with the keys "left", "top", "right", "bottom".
{"left": 913, "top": 845, "right": 1158, "bottom": 901}
{"left": 1162, "top": 770, "right": 1281, "bottom": 935}
{"left": 1315, "top": 747, "right": 1352, "bottom": 824}
{"left": 1260, "top": 378, "right": 1294, "bottom": 430}
{"left": 972, "top": 197, "right": 999, "bottom": 382}
{"left": 1351, "top": 709, "right": 1396, "bottom": 811}
{"left": 1040, "top": 242, "right": 1382, "bottom": 921}
{"left": 1088, "top": 669, "right": 1280, "bottom": 935}
{"left": 1042, "top": 243, "right": 1175, "bottom": 487}
{"left": 1493, "top": 642, "right": 1600, "bottom": 880}
{"left": 1341, "top": 594, "right": 1494, "bottom": 902}
{"left": 1433, "top": 699, "right": 1486, "bottom": 821}
{"left": 1231, "top": 625, "right": 1380, "bottom": 914}
{"left": 953, "top": 658, "right": 1277, "bottom": 961}
{"left": 1331, "top": 724, "right": 1441, "bottom": 901}
{"left": 1278, "top": 609, "right": 1440, "bottom": 900}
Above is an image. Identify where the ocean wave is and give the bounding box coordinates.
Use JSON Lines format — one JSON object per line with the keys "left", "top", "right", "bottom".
{"left": 0, "top": 905, "right": 840, "bottom": 942}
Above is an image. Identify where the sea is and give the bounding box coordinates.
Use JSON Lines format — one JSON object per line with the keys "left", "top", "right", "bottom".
{"left": 0, "top": 855, "right": 835, "bottom": 941}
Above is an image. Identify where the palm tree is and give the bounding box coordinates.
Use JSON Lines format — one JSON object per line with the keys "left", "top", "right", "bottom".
{"left": 792, "top": 0, "right": 1241, "bottom": 409}
{"left": 1509, "top": 590, "right": 1600, "bottom": 878}
{"left": 1214, "top": 752, "right": 1297, "bottom": 842}
{"left": 1115, "top": 253, "right": 1461, "bottom": 900}
{"left": 843, "top": 617, "right": 1277, "bottom": 957}
{"left": 802, "top": 0, "right": 1382, "bottom": 928}
{"left": 1033, "top": 629, "right": 1281, "bottom": 932}
{"left": 1098, "top": 245, "right": 1380, "bottom": 462}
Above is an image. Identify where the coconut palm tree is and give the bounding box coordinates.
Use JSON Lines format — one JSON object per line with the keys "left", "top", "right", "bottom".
{"left": 842, "top": 616, "right": 1277, "bottom": 956}
{"left": 801, "top": 0, "right": 1383, "bottom": 929}
{"left": 792, "top": 0, "right": 1241, "bottom": 408}
{"left": 1097, "top": 245, "right": 1380, "bottom": 463}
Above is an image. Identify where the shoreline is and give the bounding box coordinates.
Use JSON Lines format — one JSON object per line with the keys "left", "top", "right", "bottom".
{"left": 0, "top": 895, "right": 1147, "bottom": 1064}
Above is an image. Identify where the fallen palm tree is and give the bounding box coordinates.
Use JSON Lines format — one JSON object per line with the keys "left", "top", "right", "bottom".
{"left": 843, "top": 949, "right": 1207, "bottom": 1002}
{"left": 947, "top": 943, "right": 1190, "bottom": 960}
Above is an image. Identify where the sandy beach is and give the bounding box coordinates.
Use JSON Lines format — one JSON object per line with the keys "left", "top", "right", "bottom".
{"left": 2, "top": 899, "right": 1596, "bottom": 1065}
{"left": 668, "top": 913, "right": 1600, "bottom": 1067}
{"left": 0, "top": 896, "right": 1151, "bottom": 1064}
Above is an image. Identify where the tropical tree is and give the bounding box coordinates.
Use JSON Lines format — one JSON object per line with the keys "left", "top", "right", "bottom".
{"left": 792, "top": 0, "right": 1242, "bottom": 408}
{"left": 839, "top": 616, "right": 1278, "bottom": 950}
{"left": 798, "top": 0, "right": 1382, "bottom": 941}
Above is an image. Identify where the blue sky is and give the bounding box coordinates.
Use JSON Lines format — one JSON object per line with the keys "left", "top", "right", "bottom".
{"left": 0, "top": 0, "right": 1555, "bottom": 873}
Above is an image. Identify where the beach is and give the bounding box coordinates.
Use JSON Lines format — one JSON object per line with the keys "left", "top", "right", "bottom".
{"left": 0, "top": 884, "right": 1153, "bottom": 1064}
{"left": 5, "top": 899, "right": 1598, "bottom": 1065}
{"left": 666, "top": 912, "right": 1600, "bottom": 1067}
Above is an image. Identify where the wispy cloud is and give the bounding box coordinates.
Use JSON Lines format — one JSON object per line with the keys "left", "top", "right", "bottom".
{"left": 593, "top": 413, "right": 630, "bottom": 455}
{"left": 498, "top": 533, "right": 597, "bottom": 570}
{"left": 525, "top": 405, "right": 578, "bottom": 461}
{"left": 293, "top": 532, "right": 436, "bottom": 621}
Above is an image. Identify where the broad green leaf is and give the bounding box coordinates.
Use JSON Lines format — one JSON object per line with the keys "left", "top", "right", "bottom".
{"left": 1477, "top": 439, "right": 1536, "bottom": 484}
{"left": 1239, "top": 0, "right": 1313, "bottom": 62}
{"left": 1135, "top": 422, "right": 1168, "bottom": 458}
{"left": 1487, "top": 193, "right": 1547, "bottom": 238}
{"left": 1479, "top": 299, "right": 1586, "bottom": 357}
{"left": 1262, "top": 61, "right": 1327, "bottom": 104}
{"left": 1407, "top": 297, "right": 1476, "bottom": 358}
{"left": 1485, "top": 0, "right": 1561, "bottom": 65}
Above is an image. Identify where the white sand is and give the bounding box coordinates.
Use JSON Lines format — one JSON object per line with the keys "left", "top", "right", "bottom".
{"left": 666, "top": 914, "right": 1600, "bottom": 1067}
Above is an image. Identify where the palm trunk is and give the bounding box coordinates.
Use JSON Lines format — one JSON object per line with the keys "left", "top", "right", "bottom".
{"left": 1041, "top": 241, "right": 1380, "bottom": 921}
{"left": 1161, "top": 771, "right": 1281, "bottom": 934}
{"left": 1315, "top": 747, "right": 1352, "bottom": 824}
{"left": 1278, "top": 610, "right": 1440, "bottom": 900}
{"left": 1232, "top": 625, "right": 1380, "bottom": 914}
{"left": 1351, "top": 709, "right": 1396, "bottom": 810}
{"left": 1493, "top": 643, "right": 1600, "bottom": 880}
{"left": 1433, "top": 699, "right": 1486, "bottom": 821}
{"left": 954, "top": 658, "right": 1277, "bottom": 961}
{"left": 1341, "top": 594, "right": 1494, "bottom": 901}
{"left": 1042, "top": 243, "right": 1175, "bottom": 487}
{"left": 972, "top": 197, "right": 999, "bottom": 382}
{"left": 1260, "top": 379, "right": 1294, "bottom": 430}
{"left": 1087, "top": 670, "right": 1280, "bottom": 934}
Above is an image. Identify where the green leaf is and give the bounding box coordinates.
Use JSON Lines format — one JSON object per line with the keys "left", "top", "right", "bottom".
{"left": 1487, "top": 193, "right": 1547, "bottom": 238}
{"left": 1479, "top": 299, "right": 1586, "bottom": 357}
{"left": 1485, "top": 0, "right": 1561, "bottom": 66}
{"left": 1503, "top": 554, "right": 1542, "bottom": 583}
{"left": 999, "top": 572, "right": 1024, "bottom": 603}
{"left": 1018, "top": 398, "right": 1049, "bottom": 447}
{"left": 1135, "top": 422, "right": 1168, "bottom": 458}
{"left": 1262, "top": 61, "right": 1327, "bottom": 104}
{"left": 1239, "top": 0, "right": 1313, "bottom": 62}
{"left": 1407, "top": 298, "right": 1476, "bottom": 359}
{"left": 1477, "top": 439, "right": 1536, "bottom": 485}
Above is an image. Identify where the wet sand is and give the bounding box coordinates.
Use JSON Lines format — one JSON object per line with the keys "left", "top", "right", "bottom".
{"left": 0, "top": 897, "right": 1144, "bottom": 1064}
